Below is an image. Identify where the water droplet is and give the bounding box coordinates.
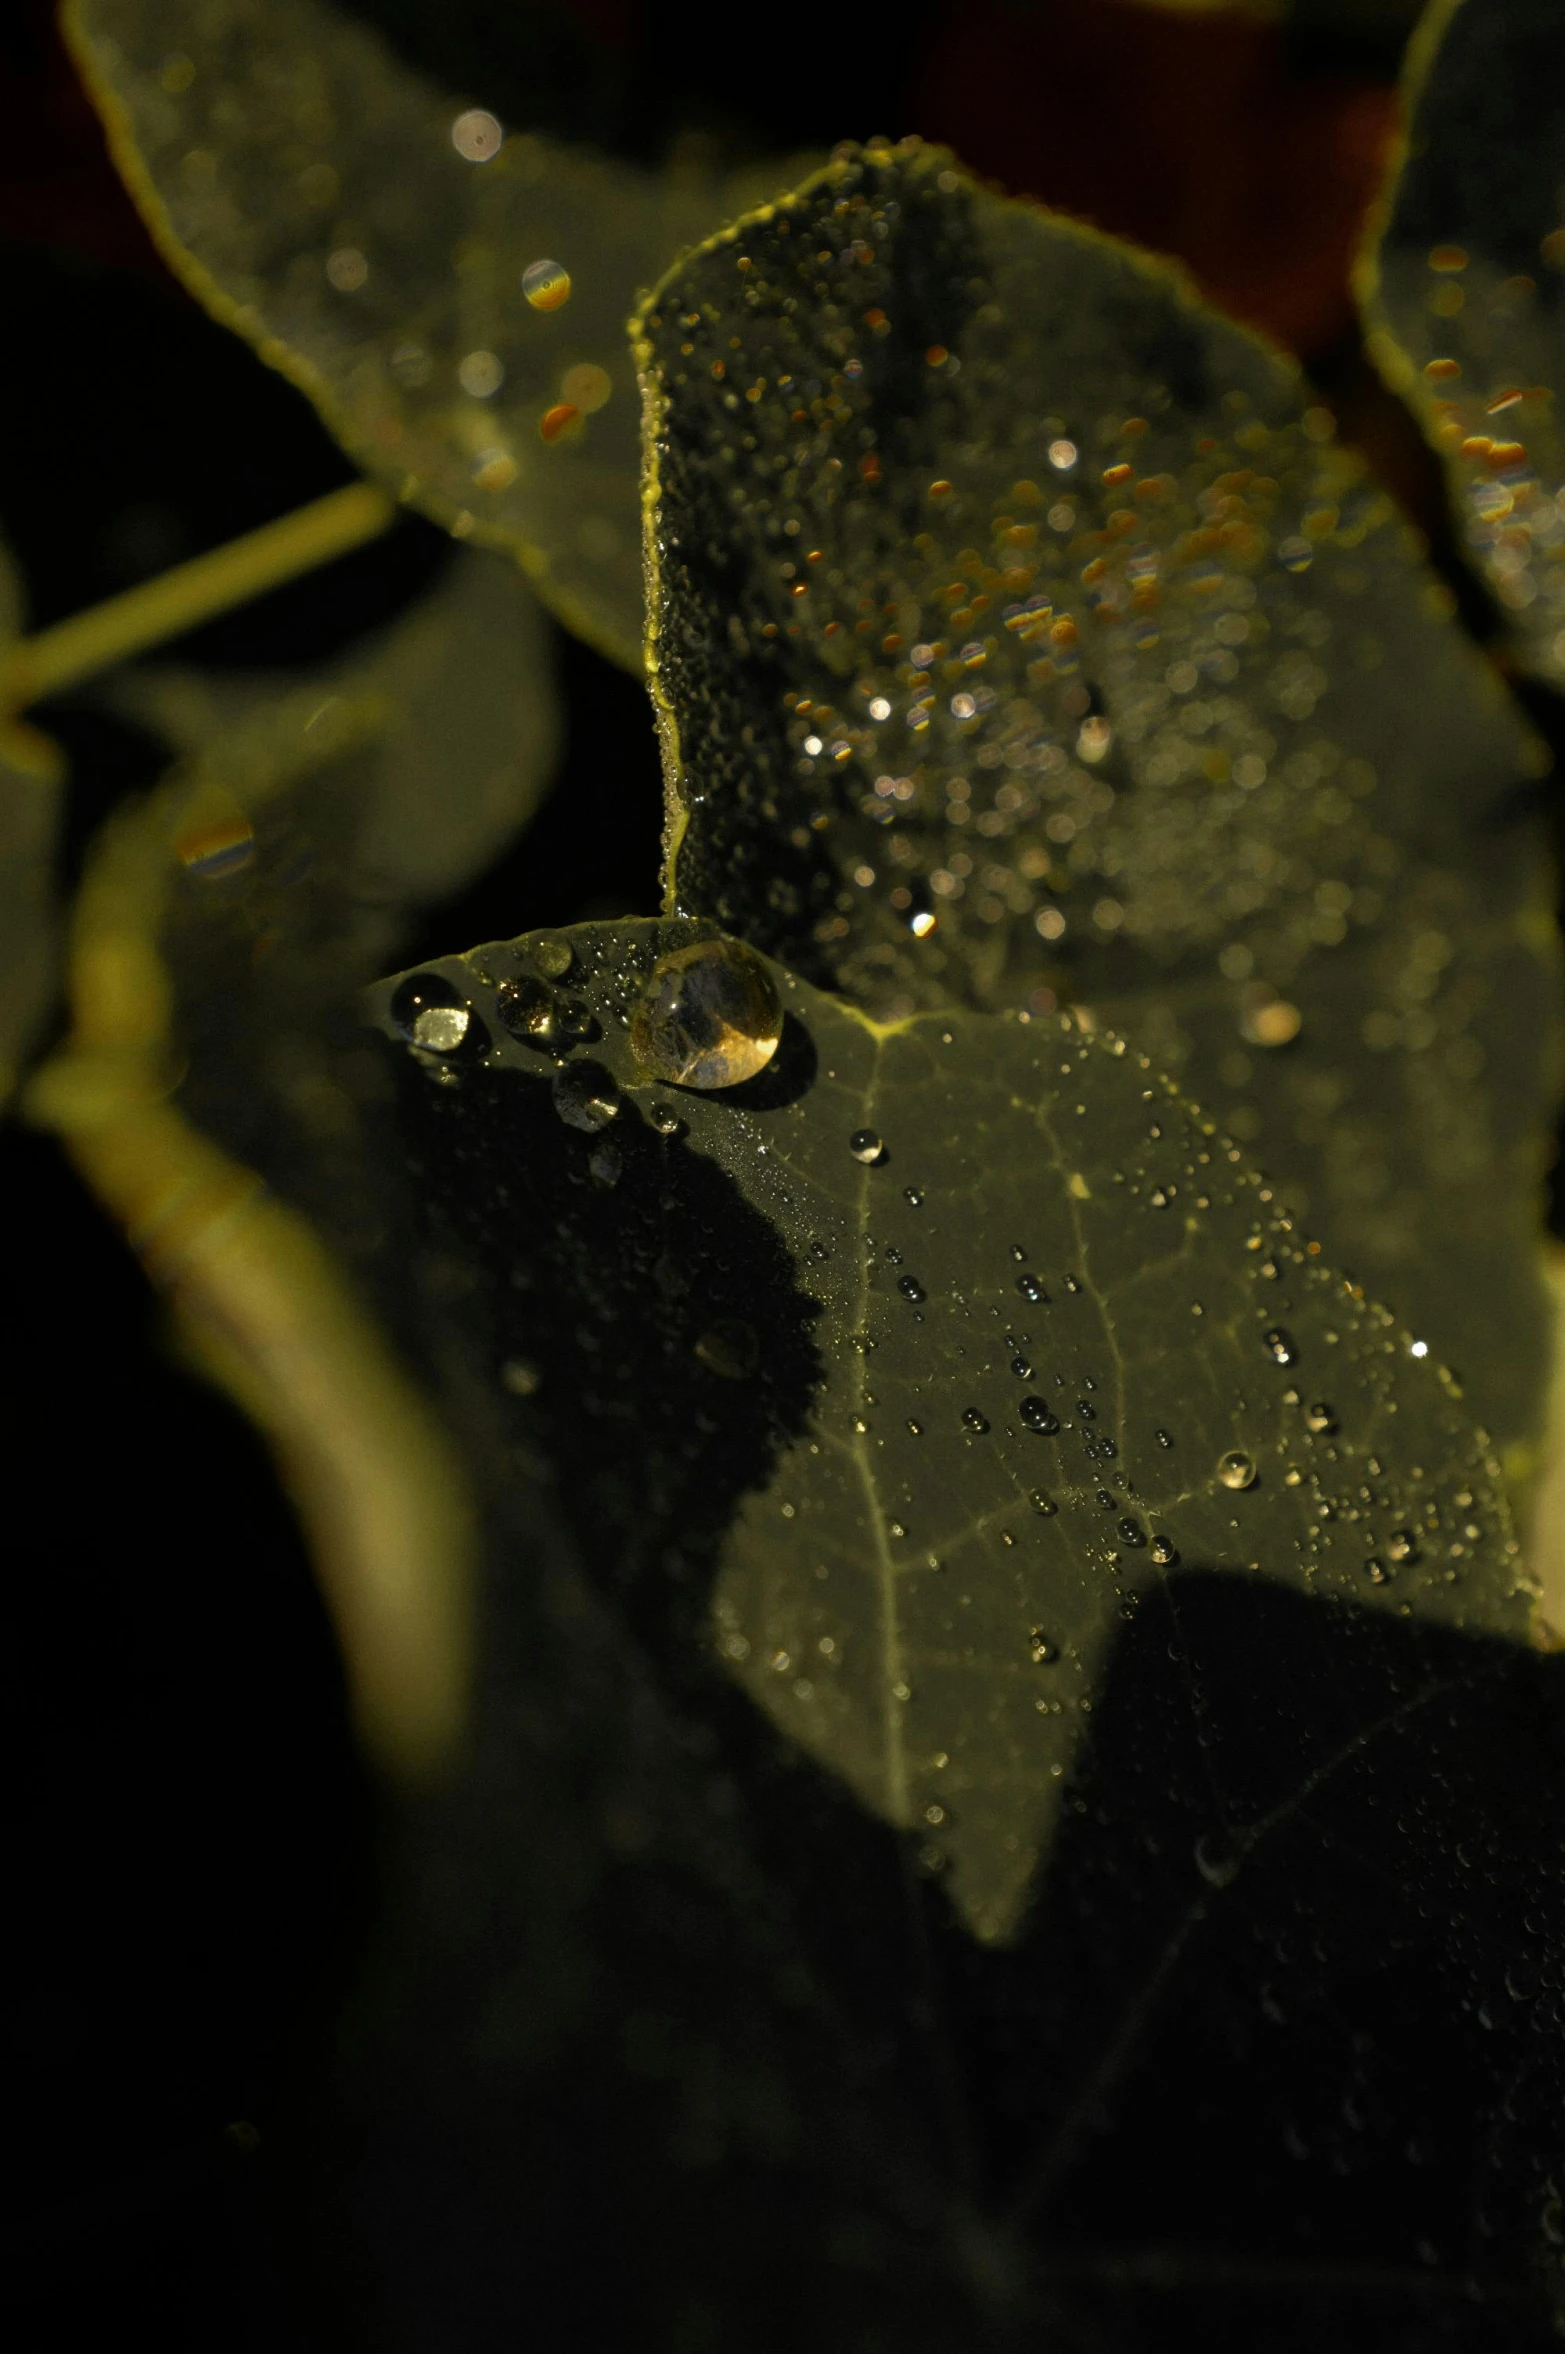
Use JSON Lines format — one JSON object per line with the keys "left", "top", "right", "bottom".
{"left": 1020, "top": 1397, "right": 1060, "bottom": 1435}
{"left": 1017, "top": 1272, "right": 1046, "bottom": 1303}
{"left": 694, "top": 1319, "right": 758, "bottom": 1380}
{"left": 1305, "top": 1402, "right": 1336, "bottom": 1435}
{"left": 906, "top": 1418, "right": 923, "bottom": 1437}
{"left": 903, "top": 1186, "right": 924, "bottom": 1207}
{"left": 412, "top": 1003, "right": 471, "bottom": 1053}
{"left": 1030, "top": 1489, "right": 1057, "bottom": 1516}
{"left": 522, "top": 257, "right": 571, "bottom": 311}
{"left": 1118, "top": 1517, "right": 1146, "bottom": 1547}
{"left": 499, "top": 1358, "right": 539, "bottom": 1396}
{"left": 850, "top": 1128, "right": 886, "bottom": 1164}
{"left": 497, "top": 974, "right": 563, "bottom": 1049}
{"left": 1077, "top": 1399, "right": 1096, "bottom": 1422}
{"left": 1028, "top": 1629, "right": 1058, "bottom": 1664}
{"left": 1150, "top": 1535, "right": 1178, "bottom": 1565}
{"left": 1217, "top": 1450, "right": 1257, "bottom": 1491}
{"left": 648, "top": 1102, "right": 684, "bottom": 1137}
{"left": 1150, "top": 1186, "right": 1172, "bottom": 1208}
{"left": 390, "top": 971, "right": 465, "bottom": 1041}
{"left": 1364, "top": 1557, "right": 1392, "bottom": 1586}
{"left": 552, "top": 1060, "right": 620, "bottom": 1132}
{"left": 963, "top": 1408, "right": 990, "bottom": 1434}
{"left": 526, "top": 932, "right": 574, "bottom": 980}
{"left": 1155, "top": 1428, "right": 1174, "bottom": 1448}
{"left": 631, "top": 938, "right": 782, "bottom": 1088}
{"left": 1011, "top": 1355, "right": 1033, "bottom": 1379}
{"left": 588, "top": 1142, "right": 622, "bottom": 1187}
{"left": 1387, "top": 1527, "right": 1419, "bottom": 1563}
{"left": 1011, "top": 1245, "right": 1028, "bottom": 1263}
{"left": 897, "top": 1275, "right": 926, "bottom": 1302}
{"left": 1262, "top": 1326, "right": 1297, "bottom": 1367}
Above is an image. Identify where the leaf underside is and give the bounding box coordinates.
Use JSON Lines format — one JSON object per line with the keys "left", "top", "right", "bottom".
{"left": 637, "top": 141, "right": 1562, "bottom": 1476}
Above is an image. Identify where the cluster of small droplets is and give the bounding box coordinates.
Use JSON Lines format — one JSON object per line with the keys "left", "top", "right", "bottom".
{"left": 645, "top": 142, "right": 1430, "bottom": 1027}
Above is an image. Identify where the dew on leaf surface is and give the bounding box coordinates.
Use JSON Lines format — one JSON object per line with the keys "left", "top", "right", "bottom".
{"left": 552, "top": 1059, "right": 620, "bottom": 1132}
{"left": 526, "top": 931, "right": 575, "bottom": 980}
{"left": 1020, "top": 1397, "right": 1060, "bottom": 1434}
{"left": 849, "top": 1128, "right": 885, "bottom": 1164}
{"left": 1217, "top": 1449, "right": 1258, "bottom": 1491}
{"left": 1263, "top": 1326, "right": 1298, "bottom": 1366}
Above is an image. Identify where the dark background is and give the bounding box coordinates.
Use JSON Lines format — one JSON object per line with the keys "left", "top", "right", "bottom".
{"left": 3, "top": 1, "right": 1558, "bottom": 2343}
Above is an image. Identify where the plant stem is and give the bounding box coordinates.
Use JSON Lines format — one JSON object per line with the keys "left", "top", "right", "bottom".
{"left": 2, "top": 480, "right": 397, "bottom": 712}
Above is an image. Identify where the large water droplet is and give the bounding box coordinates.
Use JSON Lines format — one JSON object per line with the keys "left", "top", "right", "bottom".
{"left": 552, "top": 1060, "right": 620, "bottom": 1132}
{"left": 963, "top": 1407, "right": 990, "bottom": 1434}
{"left": 1011, "top": 1355, "right": 1033, "bottom": 1379}
{"left": 1217, "top": 1450, "right": 1257, "bottom": 1491}
{"left": 631, "top": 937, "right": 782, "bottom": 1089}
{"left": 850, "top": 1129, "right": 885, "bottom": 1164}
{"left": 1118, "top": 1517, "right": 1146, "bottom": 1547}
{"left": 391, "top": 971, "right": 464, "bottom": 1041}
{"left": 648, "top": 1102, "right": 684, "bottom": 1137}
{"left": 897, "top": 1274, "right": 926, "bottom": 1303}
{"left": 1020, "top": 1396, "right": 1060, "bottom": 1434}
{"left": 1150, "top": 1535, "right": 1178, "bottom": 1565}
{"left": 1262, "top": 1326, "right": 1297, "bottom": 1367}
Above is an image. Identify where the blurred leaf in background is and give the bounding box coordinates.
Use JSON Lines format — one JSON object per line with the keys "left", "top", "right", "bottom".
{"left": 1361, "top": 0, "right": 1565, "bottom": 694}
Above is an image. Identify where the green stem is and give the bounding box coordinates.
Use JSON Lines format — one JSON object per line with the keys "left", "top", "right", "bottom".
{"left": 2, "top": 480, "right": 397, "bottom": 712}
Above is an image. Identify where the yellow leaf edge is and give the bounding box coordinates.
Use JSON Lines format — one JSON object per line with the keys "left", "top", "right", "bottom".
{"left": 22, "top": 732, "right": 477, "bottom": 1781}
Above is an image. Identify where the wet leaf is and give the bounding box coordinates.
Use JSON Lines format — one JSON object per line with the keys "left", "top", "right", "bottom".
{"left": 636, "top": 141, "right": 1560, "bottom": 1477}
{"left": 365, "top": 920, "right": 1529, "bottom": 1944}
{"left": 1360, "top": 0, "right": 1565, "bottom": 691}
{"left": 99, "top": 537, "right": 561, "bottom": 960}
{"left": 65, "top": 0, "right": 809, "bottom": 669}
{"left": 0, "top": 538, "right": 65, "bottom": 1103}
{"left": 35, "top": 777, "right": 1565, "bottom": 2334}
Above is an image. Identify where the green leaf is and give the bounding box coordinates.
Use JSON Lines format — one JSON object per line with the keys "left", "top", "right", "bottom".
{"left": 34, "top": 768, "right": 1565, "bottom": 2331}
{"left": 367, "top": 921, "right": 1528, "bottom": 1943}
{"left": 66, "top": 0, "right": 811, "bottom": 670}
{"left": 636, "top": 141, "right": 1561, "bottom": 1479}
{"left": 1360, "top": 0, "right": 1565, "bottom": 692}
{"left": 97, "top": 538, "right": 560, "bottom": 961}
